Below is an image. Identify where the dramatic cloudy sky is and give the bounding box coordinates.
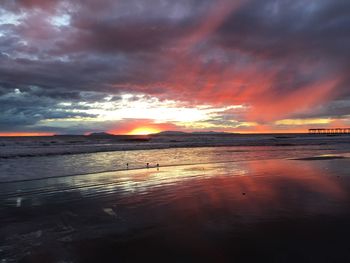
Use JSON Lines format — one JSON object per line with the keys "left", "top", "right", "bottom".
{"left": 0, "top": 0, "right": 349, "bottom": 135}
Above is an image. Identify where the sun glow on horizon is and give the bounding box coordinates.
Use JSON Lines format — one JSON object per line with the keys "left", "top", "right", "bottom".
{"left": 127, "top": 127, "right": 161, "bottom": 135}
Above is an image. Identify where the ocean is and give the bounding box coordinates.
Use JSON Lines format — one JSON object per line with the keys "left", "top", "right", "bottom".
{"left": 1, "top": 133, "right": 350, "bottom": 182}
{"left": 1, "top": 134, "right": 350, "bottom": 262}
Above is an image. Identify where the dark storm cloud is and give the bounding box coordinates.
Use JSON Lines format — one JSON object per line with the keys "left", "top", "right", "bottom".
{"left": 0, "top": 0, "right": 349, "bottom": 133}
{"left": 291, "top": 99, "right": 350, "bottom": 119}
{"left": 0, "top": 87, "right": 97, "bottom": 131}
{"left": 215, "top": 0, "right": 350, "bottom": 94}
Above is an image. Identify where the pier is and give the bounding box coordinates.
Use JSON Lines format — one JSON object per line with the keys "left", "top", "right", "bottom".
{"left": 309, "top": 128, "right": 350, "bottom": 134}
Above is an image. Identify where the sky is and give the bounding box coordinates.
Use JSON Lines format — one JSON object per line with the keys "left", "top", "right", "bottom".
{"left": 0, "top": 0, "right": 349, "bottom": 135}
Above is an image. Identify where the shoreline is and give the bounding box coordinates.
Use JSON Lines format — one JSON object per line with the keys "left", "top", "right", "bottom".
{"left": 1, "top": 153, "right": 350, "bottom": 185}
{"left": 1, "top": 157, "right": 349, "bottom": 202}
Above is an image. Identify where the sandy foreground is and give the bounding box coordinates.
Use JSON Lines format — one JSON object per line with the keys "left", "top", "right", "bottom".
{"left": 1, "top": 157, "right": 350, "bottom": 262}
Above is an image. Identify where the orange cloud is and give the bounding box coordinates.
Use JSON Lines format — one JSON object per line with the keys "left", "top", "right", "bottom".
{"left": 164, "top": 45, "right": 340, "bottom": 125}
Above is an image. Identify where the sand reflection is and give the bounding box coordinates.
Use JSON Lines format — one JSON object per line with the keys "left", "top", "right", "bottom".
{"left": 2, "top": 158, "right": 350, "bottom": 262}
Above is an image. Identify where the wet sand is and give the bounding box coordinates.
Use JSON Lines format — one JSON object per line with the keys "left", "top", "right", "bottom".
{"left": 1, "top": 158, "right": 350, "bottom": 262}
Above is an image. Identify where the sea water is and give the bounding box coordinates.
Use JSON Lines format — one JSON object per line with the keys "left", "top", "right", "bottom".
{"left": 0, "top": 134, "right": 349, "bottom": 182}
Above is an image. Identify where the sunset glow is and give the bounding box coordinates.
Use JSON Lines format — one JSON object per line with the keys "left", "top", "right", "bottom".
{"left": 0, "top": 0, "right": 348, "bottom": 135}
{"left": 2, "top": 2, "right": 350, "bottom": 262}
{"left": 127, "top": 127, "right": 161, "bottom": 135}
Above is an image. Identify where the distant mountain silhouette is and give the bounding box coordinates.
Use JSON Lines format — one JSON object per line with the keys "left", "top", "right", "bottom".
{"left": 87, "top": 132, "right": 114, "bottom": 136}
{"left": 155, "top": 131, "right": 233, "bottom": 135}
{"left": 155, "top": 131, "right": 187, "bottom": 135}
{"left": 86, "top": 131, "right": 235, "bottom": 136}
{"left": 191, "top": 131, "right": 230, "bottom": 135}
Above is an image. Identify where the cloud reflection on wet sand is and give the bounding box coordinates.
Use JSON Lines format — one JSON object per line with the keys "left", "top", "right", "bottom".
{"left": 1, "top": 158, "right": 350, "bottom": 262}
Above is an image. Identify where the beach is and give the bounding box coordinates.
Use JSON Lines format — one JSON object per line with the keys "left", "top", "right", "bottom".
{"left": 2, "top": 0, "right": 349, "bottom": 261}
{"left": 1, "top": 135, "right": 350, "bottom": 262}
